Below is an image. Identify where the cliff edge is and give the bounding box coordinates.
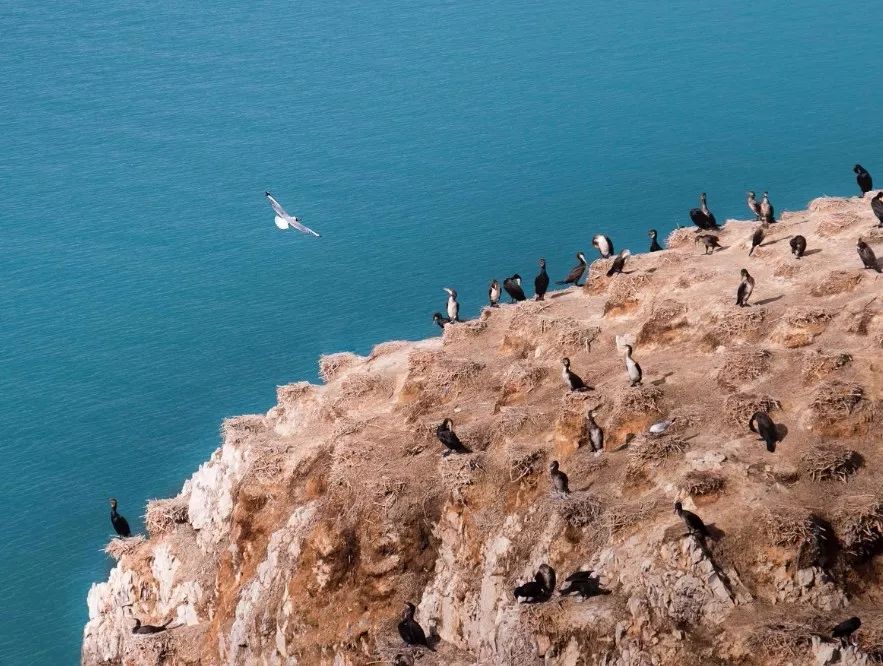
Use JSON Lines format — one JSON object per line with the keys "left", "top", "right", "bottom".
{"left": 83, "top": 195, "right": 883, "bottom": 665}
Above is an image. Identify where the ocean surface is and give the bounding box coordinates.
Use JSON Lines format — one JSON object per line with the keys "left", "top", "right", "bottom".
{"left": 1, "top": 1, "right": 880, "bottom": 662}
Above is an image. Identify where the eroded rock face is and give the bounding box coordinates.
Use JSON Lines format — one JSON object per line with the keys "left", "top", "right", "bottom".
{"left": 83, "top": 198, "right": 883, "bottom": 665}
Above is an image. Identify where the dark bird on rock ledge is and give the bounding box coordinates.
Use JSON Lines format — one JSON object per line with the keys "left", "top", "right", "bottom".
{"left": 624, "top": 344, "right": 642, "bottom": 386}
{"left": 592, "top": 234, "right": 614, "bottom": 258}
{"left": 556, "top": 252, "right": 588, "bottom": 287}
{"left": 606, "top": 250, "right": 629, "bottom": 277}
{"left": 760, "top": 191, "right": 775, "bottom": 223}
{"left": 648, "top": 229, "right": 663, "bottom": 252}
{"left": 514, "top": 564, "right": 556, "bottom": 603}
{"left": 747, "top": 191, "right": 762, "bottom": 220}
{"left": 689, "top": 193, "right": 718, "bottom": 230}
{"left": 832, "top": 616, "right": 861, "bottom": 645}
{"left": 749, "top": 411, "right": 780, "bottom": 452}
{"left": 398, "top": 602, "right": 430, "bottom": 647}
{"left": 432, "top": 312, "right": 450, "bottom": 329}
{"left": 790, "top": 235, "right": 807, "bottom": 258}
{"left": 854, "top": 164, "right": 873, "bottom": 195}
{"left": 675, "top": 501, "right": 708, "bottom": 538}
{"left": 586, "top": 411, "right": 604, "bottom": 452}
{"left": 109, "top": 498, "right": 131, "bottom": 538}
{"left": 736, "top": 269, "right": 755, "bottom": 307}
{"left": 749, "top": 226, "right": 765, "bottom": 256}
{"left": 488, "top": 279, "right": 501, "bottom": 307}
{"left": 132, "top": 618, "right": 172, "bottom": 635}
{"left": 561, "top": 357, "right": 589, "bottom": 392}
{"left": 871, "top": 192, "right": 883, "bottom": 227}
{"left": 534, "top": 258, "right": 550, "bottom": 300}
{"left": 857, "top": 238, "right": 880, "bottom": 272}
{"left": 695, "top": 234, "right": 721, "bottom": 255}
{"left": 436, "top": 418, "right": 470, "bottom": 455}
{"left": 503, "top": 274, "right": 527, "bottom": 302}
{"left": 549, "top": 461, "right": 570, "bottom": 497}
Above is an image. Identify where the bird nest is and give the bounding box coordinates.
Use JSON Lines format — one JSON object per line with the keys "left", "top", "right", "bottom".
{"left": 715, "top": 348, "right": 772, "bottom": 386}
{"left": 319, "top": 352, "right": 365, "bottom": 383}
{"left": 496, "top": 362, "right": 545, "bottom": 406}
{"left": 801, "top": 350, "right": 851, "bottom": 383}
{"left": 628, "top": 434, "right": 689, "bottom": 465}
{"left": 145, "top": 495, "right": 190, "bottom": 536}
{"left": 678, "top": 470, "right": 725, "bottom": 497}
{"left": 799, "top": 444, "right": 861, "bottom": 483}
{"left": 784, "top": 307, "right": 835, "bottom": 328}
{"left": 636, "top": 299, "right": 688, "bottom": 346}
{"left": 507, "top": 446, "right": 546, "bottom": 483}
{"left": 506, "top": 311, "right": 600, "bottom": 355}
{"left": 700, "top": 310, "right": 766, "bottom": 349}
{"left": 807, "top": 382, "right": 873, "bottom": 436}
{"left": 603, "top": 274, "right": 652, "bottom": 315}
{"left": 809, "top": 271, "right": 863, "bottom": 297}
{"left": 744, "top": 615, "right": 823, "bottom": 661}
{"left": 815, "top": 212, "right": 862, "bottom": 237}
{"left": 104, "top": 535, "right": 146, "bottom": 560}
{"left": 723, "top": 392, "right": 780, "bottom": 427}
{"left": 556, "top": 493, "right": 604, "bottom": 528}
{"left": 675, "top": 268, "right": 717, "bottom": 289}
{"left": 759, "top": 506, "right": 816, "bottom": 547}
{"left": 834, "top": 496, "right": 883, "bottom": 562}
{"left": 442, "top": 318, "right": 489, "bottom": 344}
{"left": 666, "top": 227, "right": 698, "bottom": 249}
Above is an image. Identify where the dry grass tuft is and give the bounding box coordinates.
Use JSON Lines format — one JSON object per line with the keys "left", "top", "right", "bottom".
{"left": 809, "top": 271, "right": 863, "bottom": 297}
{"left": 760, "top": 506, "right": 815, "bottom": 546}
{"left": 676, "top": 268, "right": 717, "bottom": 289}
{"left": 666, "top": 227, "right": 698, "bottom": 249}
{"left": 679, "top": 470, "right": 725, "bottom": 497}
{"left": 145, "top": 495, "right": 189, "bottom": 536}
{"left": 603, "top": 273, "right": 652, "bottom": 315}
{"left": 834, "top": 496, "right": 883, "bottom": 562}
{"left": 745, "top": 616, "right": 822, "bottom": 661}
{"left": 442, "top": 318, "right": 489, "bottom": 344}
{"left": 801, "top": 350, "right": 851, "bottom": 383}
{"left": 319, "top": 352, "right": 365, "bottom": 383}
{"left": 799, "top": 443, "right": 861, "bottom": 482}
{"left": 716, "top": 348, "right": 771, "bottom": 386}
{"left": 636, "top": 299, "right": 688, "bottom": 346}
{"left": 104, "top": 535, "right": 146, "bottom": 559}
{"left": 724, "top": 392, "right": 780, "bottom": 427}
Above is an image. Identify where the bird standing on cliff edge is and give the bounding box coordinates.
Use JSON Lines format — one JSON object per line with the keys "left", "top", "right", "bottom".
{"left": 398, "top": 602, "right": 430, "bottom": 648}
{"left": 854, "top": 164, "right": 873, "bottom": 195}
{"left": 110, "top": 498, "right": 131, "bottom": 538}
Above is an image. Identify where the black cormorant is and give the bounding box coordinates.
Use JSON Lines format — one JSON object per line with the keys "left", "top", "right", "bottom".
{"left": 748, "top": 410, "right": 779, "bottom": 452}
{"left": 436, "top": 419, "right": 470, "bottom": 455}
{"left": 648, "top": 229, "right": 663, "bottom": 252}
{"left": 132, "top": 618, "right": 172, "bottom": 635}
{"left": 790, "top": 235, "right": 807, "bottom": 258}
{"left": 443, "top": 288, "right": 460, "bottom": 322}
{"left": 857, "top": 238, "right": 880, "bottom": 272}
{"left": 689, "top": 193, "right": 718, "bottom": 230}
{"left": 871, "top": 192, "right": 883, "bottom": 226}
{"left": 513, "top": 564, "right": 556, "bottom": 603}
{"left": 606, "top": 250, "right": 629, "bottom": 277}
{"left": 488, "top": 280, "right": 501, "bottom": 307}
{"left": 736, "top": 269, "right": 755, "bottom": 307}
{"left": 854, "top": 164, "right": 873, "bottom": 194}
{"left": 398, "top": 602, "right": 430, "bottom": 647}
{"left": 503, "top": 275, "right": 527, "bottom": 302}
{"left": 695, "top": 234, "right": 721, "bottom": 255}
{"left": 832, "top": 616, "right": 861, "bottom": 645}
{"left": 110, "top": 498, "right": 131, "bottom": 538}
{"left": 674, "top": 501, "right": 708, "bottom": 538}
{"left": 534, "top": 258, "right": 550, "bottom": 300}
{"left": 556, "top": 252, "right": 588, "bottom": 286}
{"left": 760, "top": 192, "right": 775, "bottom": 223}
{"left": 561, "top": 357, "right": 589, "bottom": 392}
{"left": 549, "top": 461, "right": 569, "bottom": 497}
{"left": 586, "top": 411, "right": 603, "bottom": 452}
{"left": 749, "top": 226, "right": 765, "bottom": 256}
{"left": 432, "top": 313, "right": 450, "bottom": 329}
{"left": 747, "top": 191, "right": 761, "bottom": 220}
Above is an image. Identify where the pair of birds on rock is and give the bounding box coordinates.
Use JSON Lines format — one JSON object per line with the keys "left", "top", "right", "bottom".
{"left": 514, "top": 564, "right": 609, "bottom": 602}
{"left": 561, "top": 348, "right": 642, "bottom": 394}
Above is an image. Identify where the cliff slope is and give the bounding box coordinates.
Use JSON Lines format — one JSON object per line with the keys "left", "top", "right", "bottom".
{"left": 83, "top": 195, "right": 883, "bottom": 665}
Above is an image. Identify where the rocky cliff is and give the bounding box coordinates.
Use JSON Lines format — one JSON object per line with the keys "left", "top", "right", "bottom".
{"left": 83, "top": 195, "right": 883, "bottom": 666}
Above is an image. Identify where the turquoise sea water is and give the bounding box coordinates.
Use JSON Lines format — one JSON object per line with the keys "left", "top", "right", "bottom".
{"left": 1, "top": 1, "right": 880, "bottom": 662}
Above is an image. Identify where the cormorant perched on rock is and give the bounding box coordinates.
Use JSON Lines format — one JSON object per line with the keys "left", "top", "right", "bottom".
{"left": 689, "top": 193, "right": 718, "bottom": 230}
{"left": 854, "top": 164, "right": 873, "bottom": 195}
{"left": 648, "top": 229, "right": 663, "bottom": 252}
{"left": 436, "top": 419, "right": 470, "bottom": 455}
{"left": 624, "top": 345, "right": 642, "bottom": 386}
{"left": 561, "top": 357, "right": 589, "bottom": 392}
{"left": 674, "top": 501, "right": 708, "bottom": 538}
{"left": 606, "top": 250, "right": 629, "bottom": 277}
{"left": 790, "top": 235, "right": 807, "bottom": 258}
{"left": 432, "top": 312, "right": 450, "bottom": 329}
{"left": 832, "top": 616, "right": 861, "bottom": 645}
{"left": 398, "top": 602, "right": 430, "bottom": 647}
{"left": 488, "top": 280, "right": 501, "bottom": 307}
{"left": 513, "top": 564, "right": 556, "bottom": 603}
{"left": 736, "top": 269, "right": 755, "bottom": 307}
{"left": 871, "top": 192, "right": 883, "bottom": 226}
{"left": 592, "top": 234, "right": 614, "bottom": 258}
{"left": 443, "top": 288, "right": 460, "bottom": 322}
{"left": 760, "top": 192, "right": 775, "bottom": 223}
{"left": 132, "top": 618, "right": 172, "bottom": 635}
{"left": 857, "top": 238, "right": 880, "bottom": 272}
{"left": 549, "top": 461, "right": 570, "bottom": 497}
{"left": 559, "top": 570, "right": 611, "bottom": 598}
{"left": 695, "top": 234, "right": 721, "bottom": 255}
{"left": 747, "top": 191, "right": 762, "bottom": 220}
{"left": 586, "top": 411, "right": 603, "bottom": 452}
{"left": 534, "top": 259, "right": 550, "bottom": 300}
{"left": 110, "top": 498, "right": 131, "bottom": 538}
{"left": 749, "top": 411, "right": 779, "bottom": 452}
{"left": 749, "top": 226, "right": 765, "bottom": 256}
{"left": 556, "top": 252, "right": 588, "bottom": 286}
{"left": 503, "top": 274, "right": 527, "bottom": 302}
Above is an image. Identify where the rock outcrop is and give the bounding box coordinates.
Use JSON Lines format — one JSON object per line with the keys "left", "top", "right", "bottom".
{"left": 83, "top": 196, "right": 883, "bottom": 665}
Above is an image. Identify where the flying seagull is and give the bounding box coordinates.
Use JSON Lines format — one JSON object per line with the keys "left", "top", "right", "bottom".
{"left": 265, "top": 192, "right": 320, "bottom": 237}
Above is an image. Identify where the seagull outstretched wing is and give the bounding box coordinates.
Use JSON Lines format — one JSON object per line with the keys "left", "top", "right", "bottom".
{"left": 264, "top": 192, "right": 321, "bottom": 237}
